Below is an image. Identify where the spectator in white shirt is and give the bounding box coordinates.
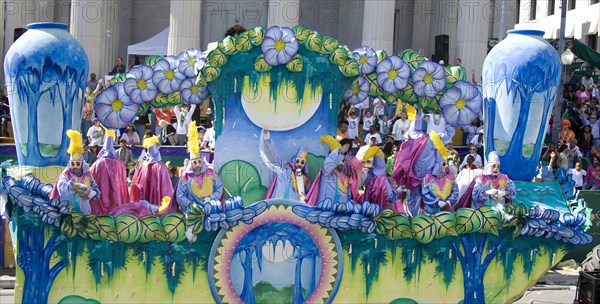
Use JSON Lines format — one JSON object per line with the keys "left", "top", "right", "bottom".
{"left": 392, "top": 111, "right": 410, "bottom": 145}
{"left": 423, "top": 111, "right": 446, "bottom": 135}
{"left": 201, "top": 120, "right": 216, "bottom": 150}
{"left": 460, "top": 144, "right": 483, "bottom": 169}
{"left": 87, "top": 118, "right": 104, "bottom": 157}
{"left": 363, "top": 125, "right": 382, "bottom": 145}
{"left": 378, "top": 114, "right": 392, "bottom": 139}
{"left": 471, "top": 128, "right": 484, "bottom": 147}
{"left": 582, "top": 74, "right": 594, "bottom": 91}
{"left": 568, "top": 161, "right": 586, "bottom": 190}
{"left": 174, "top": 102, "right": 196, "bottom": 146}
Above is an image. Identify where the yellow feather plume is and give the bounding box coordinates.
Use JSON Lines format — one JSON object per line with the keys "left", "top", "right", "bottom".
{"left": 187, "top": 121, "right": 200, "bottom": 158}
{"left": 156, "top": 196, "right": 171, "bottom": 215}
{"left": 362, "top": 146, "right": 384, "bottom": 162}
{"left": 143, "top": 136, "right": 160, "bottom": 149}
{"left": 405, "top": 104, "right": 417, "bottom": 121}
{"left": 429, "top": 131, "right": 448, "bottom": 160}
{"left": 66, "top": 130, "right": 84, "bottom": 157}
{"left": 105, "top": 129, "right": 116, "bottom": 140}
{"left": 320, "top": 135, "right": 341, "bottom": 152}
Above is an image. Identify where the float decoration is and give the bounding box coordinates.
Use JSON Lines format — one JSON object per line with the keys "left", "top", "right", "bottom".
{"left": 1, "top": 24, "right": 594, "bottom": 304}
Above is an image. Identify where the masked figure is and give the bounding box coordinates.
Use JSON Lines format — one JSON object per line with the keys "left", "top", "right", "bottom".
{"left": 50, "top": 130, "right": 100, "bottom": 215}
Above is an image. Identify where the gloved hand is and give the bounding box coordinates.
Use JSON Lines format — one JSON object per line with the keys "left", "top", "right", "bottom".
{"left": 437, "top": 201, "right": 448, "bottom": 208}
{"left": 485, "top": 189, "right": 498, "bottom": 196}
{"left": 203, "top": 197, "right": 212, "bottom": 204}
{"left": 496, "top": 190, "right": 506, "bottom": 198}
{"left": 185, "top": 226, "right": 197, "bottom": 243}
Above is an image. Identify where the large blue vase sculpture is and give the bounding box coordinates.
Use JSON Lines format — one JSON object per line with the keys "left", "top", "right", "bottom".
{"left": 4, "top": 22, "right": 89, "bottom": 167}
{"left": 482, "top": 30, "right": 561, "bottom": 181}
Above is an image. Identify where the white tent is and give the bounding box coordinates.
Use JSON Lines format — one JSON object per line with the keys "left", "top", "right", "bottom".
{"left": 127, "top": 27, "right": 169, "bottom": 56}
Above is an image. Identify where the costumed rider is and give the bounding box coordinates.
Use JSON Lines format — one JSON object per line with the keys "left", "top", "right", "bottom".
{"left": 176, "top": 121, "right": 224, "bottom": 213}
{"left": 391, "top": 105, "right": 455, "bottom": 217}
{"left": 421, "top": 157, "right": 459, "bottom": 215}
{"left": 129, "top": 135, "right": 178, "bottom": 213}
{"left": 176, "top": 121, "right": 223, "bottom": 242}
{"left": 469, "top": 151, "right": 516, "bottom": 209}
{"left": 359, "top": 146, "right": 398, "bottom": 210}
{"left": 50, "top": 130, "right": 100, "bottom": 215}
{"left": 260, "top": 129, "right": 310, "bottom": 201}
{"left": 89, "top": 128, "right": 128, "bottom": 214}
{"left": 306, "top": 136, "right": 353, "bottom": 206}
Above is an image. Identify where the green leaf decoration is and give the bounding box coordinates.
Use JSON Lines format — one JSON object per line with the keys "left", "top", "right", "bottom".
{"left": 201, "top": 65, "right": 221, "bottom": 82}
{"left": 167, "top": 91, "right": 184, "bottom": 106}
{"left": 503, "top": 204, "right": 516, "bottom": 215}
{"left": 373, "top": 209, "right": 412, "bottom": 240}
{"left": 397, "top": 81, "right": 419, "bottom": 104}
{"left": 248, "top": 27, "right": 265, "bottom": 46}
{"left": 143, "top": 55, "right": 164, "bottom": 68}
{"left": 71, "top": 212, "right": 88, "bottom": 238}
{"left": 109, "top": 73, "right": 126, "bottom": 85}
{"left": 219, "top": 36, "right": 238, "bottom": 55}
{"left": 376, "top": 50, "right": 388, "bottom": 64}
{"left": 400, "top": 49, "right": 427, "bottom": 72}
{"left": 455, "top": 208, "right": 483, "bottom": 234}
{"left": 235, "top": 32, "right": 253, "bottom": 53}
{"left": 85, "top": 215, "right": 117, "bottom": 241}
{"left": 185, "top": 203, "right": 205, "bottom": 235}
{"left": 417, "top": 94, "right": 442, "bottom": 113}
{"left": 285, "top": 54, "right": 304, "bottom": 72}
{"left": 150, "top": 92, "right": 169, "bottom": 109}
{"left": 162, "top": 213, "right": 186, "bottom": 243}
{"left": 305, "top": 31, "right": 323, "bottom": 53}
{"left": 208, "top": 48, "right": 228, "bottom": 68}
{"left": 433, "top": 211, "right": 458, "bottom": 238}
{"left": 329, "top": 47, "right": 349, "bottom": 66}
{"left": 139, "top": 215, "right": 167, "bottom": 242}
{"left": 339, "top": 59, "right": 359, "bottom": 77}
{"left": 365, "top": 73, "right": 384, "bottom": 96}
{"left": 218, "top": 160, "right": 267, "bottom": 206}
{"left": 385, "top": 215, "right": 413, "bottom": 240}
{"left": 60, "top": 215, "right": 77, "bottom": 238}
{"left": 479, "top": 206, "right": 502, "bottom": 235}
{"left": 193, "top": 221, "right": 204, "bottom": 235}
{"left": 444, "top": 66, "right": 460, "bottom": 90}
{"left": 196, "top": 75, "right": 207, "bottom": 87}
{"left": 115, "top": 214, "right": 141, "bottom": 243}
{"left": 137, "top": 102, "right": 149, "bottom": 117}
{"left": 320, "top": 35, "right": 338, "bottom": 55}
{"left": 411, "top": 215, "right": 435, "bottom": 244}
{"left": 255, "top": 54, "right": 273, "bottom": 72}
{"left": 292, "top": 25, "right": 310, "bottom": 43}
{"left": 514, "top": 203, "right": 527, "bottom": 216}
{"left": 449, "top": 66, "right": 468, "bottom": 81}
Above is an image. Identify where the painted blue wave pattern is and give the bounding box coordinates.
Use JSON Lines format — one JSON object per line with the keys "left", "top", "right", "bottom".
{"left": 202, "top": 197, "right": 267, "bottom": 231}
{"left": 520, "top": 205, "right": 593, "bottom": 245}
{"left": 2, "top": 174, "right": 70, "bottom": 226}
{"left": 292, "top": 199, "right": 380, "bottom": 233}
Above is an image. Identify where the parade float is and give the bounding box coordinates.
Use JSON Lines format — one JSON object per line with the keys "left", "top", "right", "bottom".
{"left": 1, "top": 23, "right": 593, "bottom": 304}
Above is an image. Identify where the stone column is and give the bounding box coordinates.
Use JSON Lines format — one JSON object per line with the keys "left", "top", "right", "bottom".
{"left": 361, "top": 0, "right": 396, "bottom": 53}
{"left": 37, "top": 0, "right": 55, "bottom": 22}
{"left": 267, "top": 0, "right": 300, "bottom": 28}
{"left": 430, "top": 0, "right": 459, "bottom": 63}
{"left": 4, "top": 0, "right": 37, "bottom": 60}
{"left": 101, "top": 0, "right": 120, "bottom": 76}
{"left": 167, "top": 0, "right": 202, "bottom": 56}
{"left": 456, "top": 0, "right": 491, "bottom": 82}
{"left": 0, "top": 0, "right": 4, "bottom": 84}
{"left": 70, "top": 0, "right": 102, "bottom": 77}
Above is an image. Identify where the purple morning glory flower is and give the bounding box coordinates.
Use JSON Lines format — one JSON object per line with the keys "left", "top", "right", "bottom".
{"left": 344, "top": 76, "right": 370, "bottom": 105}
{"left": 412, "top": 61, "right": 447, "bottom": 98}
{"left": 439, "top": 81, "right": 482, "bottom": 127}
{"left": 180, "top": 78, "right": 210, "bottom": 104}
{"left": 95, "top": 83, "right": 140, "bottom": 129}
{"left": 261, "top": 26, "right": 299, "bottom": 66}
{"left": 352, "top": 46, "right": 378, "bottom": 75}
{"left": 376, "top": 55, "right": 410, "bottom": 94}
{"left": 153, "top": 56, "right": 186, "bottom": 94}
{"left": 124, "top": 65, "right": 157, "bottom": 104}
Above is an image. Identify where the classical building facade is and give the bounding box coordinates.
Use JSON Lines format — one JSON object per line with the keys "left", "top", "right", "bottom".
{"left": 2, "top": 0, "right": 596, "bottom": 86}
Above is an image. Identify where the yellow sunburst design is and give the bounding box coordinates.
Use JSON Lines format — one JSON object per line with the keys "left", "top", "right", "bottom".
{"left": 211, "top": 204, "right": 340, "bottom": 303}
